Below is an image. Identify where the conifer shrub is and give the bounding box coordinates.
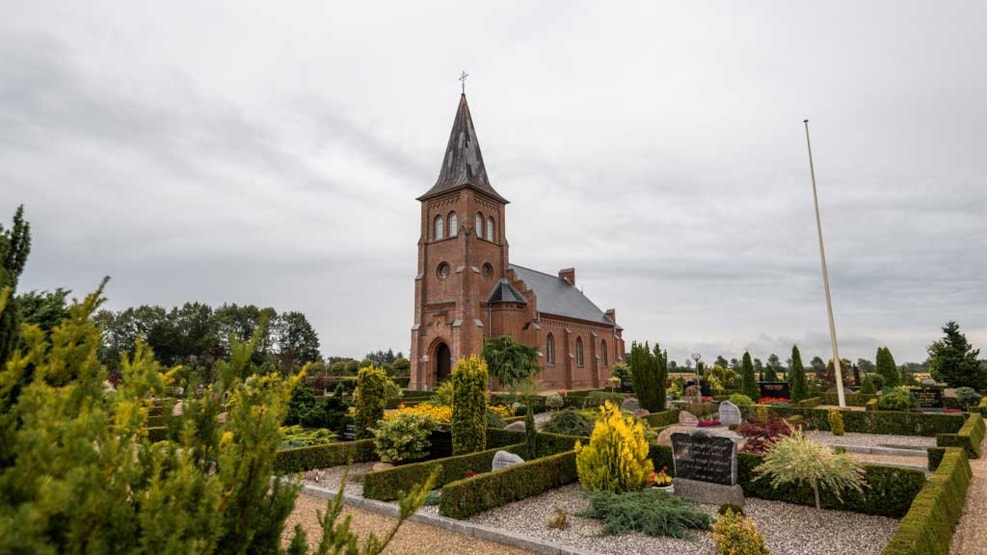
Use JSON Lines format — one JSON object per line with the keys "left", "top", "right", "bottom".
{"left": 575, "top": 400, "right": 654, "bottom": 493}
{"left": 755, "top": 426, "right": 866, "bottom": 509}
{"left": 955, "top": 387, "right": 982, "bottom": 412}
{"left": 877, "top": 386, "right": 915, "bottom": 412}
{"left": 543, "top": 409, "right": 594, "bottom": 437}
{"left": 430, "top": 379, "right": 455, "bottom": 407}
{"left": 859, "top": 374, "right": 877, "bottom": 395}
{"left": 711, "top": 509, "right": 770, "bottom": 555}
{"left": 828, "top": 409, "right": 846, "bottom": 436}
{"left": 524, "top": 403, "right": 538, "bottom": 459}
{"left": 355, "top": 365, "right": 388, "bottom": 439}
{"left": 729, "top": 393, "right": 755, "bottom": 408}
{"left": 545, "top": 392, "right": 564, "bottom": 410}
{"left": 372, "top": 412, "right": 437, "bottom": 463}
{"left": 718, "top": 503, "right": 745, "bottom": 516}
{"left": 789, "top": 345, "right": 809, "bottom": 402}
{"left": 451, "top": 355, "right": 488, "bottom": 455}
{"left": 578, "top": 489, "right": 713, "bottom": 538}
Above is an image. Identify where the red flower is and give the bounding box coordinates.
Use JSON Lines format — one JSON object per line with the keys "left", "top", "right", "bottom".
{"left": 465, "top": 469, "right": 475, "bottom": 478}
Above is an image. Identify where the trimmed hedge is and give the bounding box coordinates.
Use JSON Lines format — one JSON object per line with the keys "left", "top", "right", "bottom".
{"left": 978, "top": 395, "right": 987, "bottom": 417}
{"left": 363, "top": 443, "right": 526, "bottom": 501}
{"left": 881, "top": 448, "right": 972, "bottom": 555}
{"left": 679, "top": 402, "right": 718, "bottom": 418}
{"left": 796, "top": 397, "right": 823, "bottom": 408}
{"left": 936, "top": 413, "right": 984, "bottom": 459}
{"left": 743, "top": 406, "right": 964, "bottom": 436}
{"left": 146, "top": 415, "right": 173, "bottom": 428}
{"left": 822, "top": 392, "right": 879, "bottom": 406}
{"left": 439, "top": 450, "right": 578, "bottom": 519}
{"left": 145, "top": 427, "right": 168, "bottom": 443}
{"left": 641, "top": 409, "right": 680, "bottom": 429}
{"left": 866, "top": 399, "right": 879, "bottom": 411}
{"left": 490, "top": 393, "right": 547, "bottom": 414}
{"left": 737, "top": 452, "right": 925, "bottom": 517}
{"left": 273, "top": 439, "right": 376, "bottom": 473}
{"left": 927, "top": 447, "right": 946, "bottom": 471}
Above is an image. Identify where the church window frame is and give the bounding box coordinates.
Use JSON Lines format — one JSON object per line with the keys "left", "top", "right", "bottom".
{"left": 601, "top": 339, "right": 608, "bottom": 367}
{"left": 482, "top": 263, "right": 493, "bottom": 280}
{"left": 475, "top": 212, "right": 484, "bottom": 239}
{"left": 576, "top": 337, "right": 584, "bottom": 367}
{"left": 487, "top": 216, "right": 495, "bottom": 241}
{"left": 448, "top": 212, "right": 458, "bottom": 237}
{"left": 433, "top": 215, "right": 444, "bottom": 241}
{"left": 437, "top": 262, "right": 450, "bottom": 279}
{"left": 546, "top": 333, "right": 555, "bottom": 366}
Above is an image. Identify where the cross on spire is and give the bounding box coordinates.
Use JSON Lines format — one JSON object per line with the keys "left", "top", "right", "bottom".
{"left": 459, "top": 71, "right": 469, "bottom": 94}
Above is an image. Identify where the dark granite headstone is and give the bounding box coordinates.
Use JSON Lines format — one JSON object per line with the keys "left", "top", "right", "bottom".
{"left": 343, "top": 421, "right": 356, "bottom": 441}
{"left": 621, "top": 380, "right": 634, "bottom": 393}
{"left": 671, "top": 432, "right": 737, "bottom": 486}
{"left": 758, "top": 382, "right": 791, "bottom": 400}
{"left": 914, "top": 388, "right": 944, "bottom": 409}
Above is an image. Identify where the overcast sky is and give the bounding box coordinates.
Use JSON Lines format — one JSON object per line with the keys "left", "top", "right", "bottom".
{"left": 2, "top": 1, "right": 985, "bottom": 365}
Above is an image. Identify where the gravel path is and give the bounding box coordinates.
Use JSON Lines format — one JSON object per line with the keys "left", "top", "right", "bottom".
{"left": 950, "top": 433, "right": 987, "bottom": 554}
{"left": 467, "top": 483, "right": 899, "bottom": 555}
{"left": 301, "top": 462, "right": 375, "bottom": 497}
{"left": 805, "top": 430, "right": 936, "bottom": 449}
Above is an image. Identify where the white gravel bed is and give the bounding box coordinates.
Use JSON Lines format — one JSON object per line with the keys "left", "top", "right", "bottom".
{"left": 467, "top": 483, "right": 899, "bottom": 555}
{"left": 805, "top": 430, "right": 935, "bottom": 449}
{"left": 300, "top": 462, "right": 376, "bottom": 497}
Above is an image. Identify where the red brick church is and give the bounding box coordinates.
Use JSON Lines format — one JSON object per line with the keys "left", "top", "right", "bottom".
{"left": 409, "top": 94, "right": 625, "bottom": 391}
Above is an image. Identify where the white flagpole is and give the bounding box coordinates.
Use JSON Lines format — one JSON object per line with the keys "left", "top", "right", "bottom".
{"left": 803, "top": 120, "right": 846, "bottom": 409}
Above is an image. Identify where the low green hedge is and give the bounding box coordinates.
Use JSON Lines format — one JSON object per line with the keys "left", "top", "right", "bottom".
{"left": 273, "top": 439, "right": 376, "bottom": 473}
{"left": 145, "top": 427, "right": 168, "bottom": 443}
{"left": 439, "top": 450, "right": 578, "bottom": 519}
{"left": 927, "top": 447, "right": 946, "bottom": 471}
{"left": 679, "top": 402, "right": 718, "bottom": 418}
{"left": 978, "top": 396, "right": 987, "bottom": 417}
{"left": 737, "top": 452, "right": 925, "bottom": 517}
{"left": 490, "top": 394, "right": 547, "bottom": 414}
{"left": 936, "top": 413, "right": 984, "bottom": 459}
{"left": 823, "top": 392, "right": 879, "bottom": 406}
{"left": 642, "top": 409, "right": 680, "bottom": 428}
{"left": 363, "top": 443, "right": 526, "bottom": 501}
{"left": 881, "top": 448, "right": 972, "bottom": 555}
{"left": 866, "top": 399, "right": 879, "bottom": 411}
{"left": 797, "top": 397, "right": 823, "bottom": 408}
{"left": 746, "top": 406, "right": 964, "bottom": 436}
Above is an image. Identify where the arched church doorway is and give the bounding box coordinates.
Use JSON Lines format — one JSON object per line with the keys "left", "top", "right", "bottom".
{"left": 435, "top": 343, "right": 452, "bottom": 382}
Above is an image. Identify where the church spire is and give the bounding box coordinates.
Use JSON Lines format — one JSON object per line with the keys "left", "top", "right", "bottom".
{"left": 417, "top": 94, "right": 508, "bottom": 203}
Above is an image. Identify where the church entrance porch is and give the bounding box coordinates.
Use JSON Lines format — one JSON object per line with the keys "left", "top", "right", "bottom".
{"left": 435, "top": 342, "right": 452, "bottom": 383}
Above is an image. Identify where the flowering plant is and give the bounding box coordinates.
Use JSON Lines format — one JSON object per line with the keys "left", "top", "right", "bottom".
{"left": 650, "top": 466, "right": 673, "bottom": 487}
{"left": 698, "top": 419, "right": 722, "bottom": 427}
{"left": 558, "top": 389, "right": 567, "bottom": 397}
{"left": 701, "top": 396, "right": 713, "bottom": 402}
{"left": 759, "top": 397, "right": 790, "bottom": 405}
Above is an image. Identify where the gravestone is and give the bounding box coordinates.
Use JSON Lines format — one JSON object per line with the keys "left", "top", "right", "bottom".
{"left": 678, "top": 410, "right": 699, "bottom": 427}
{"left": 758, "top": 381, "right": 791, "bottom": 400}
{"left": 505, "top": 420, "right": 526, "bottom": 432}
{"left": 914, "top": 388, "right": 944, "bottom": 409}
{"left": 621, "top": 380, "right": 634, "bottom": 393}
{"left": 343, "top": 421, "right": 356, "bottom": 441}
{"left": 670, "top": 432, "right": 745, "bottom": 506}
{"left": 620, "top": 397, "right": 641, "bottom": 412}
{"left": 718, "top": 401, "right": 742, "bottom": 427}
{"left": 492, "top": 450, "right": 524, "bottom": 471}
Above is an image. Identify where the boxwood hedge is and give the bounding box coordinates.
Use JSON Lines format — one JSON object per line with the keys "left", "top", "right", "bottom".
{"left": 881, "top": 448, "right": 972, "bottom": 555}
{"left": 935, "top": 413, "right": 984, "bottom": 459}
{"left": 737, "top": 452, "right": 926, "bottom": 517}
{"left": 273, "top": 439, "right": 376, "bottom": 473}
{"left": 744, "top": 406, "right": 964, "bottom": 436}
{"left": 439, "top": 450, "right": 578, "bottom": 519}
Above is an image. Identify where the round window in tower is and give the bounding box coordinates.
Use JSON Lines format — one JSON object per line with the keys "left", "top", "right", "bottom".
{"left": 482, "top": 263, "right": 494, "bottom": 280}
{"left": 437, "top": 262, "right": 450, "bottom": 279}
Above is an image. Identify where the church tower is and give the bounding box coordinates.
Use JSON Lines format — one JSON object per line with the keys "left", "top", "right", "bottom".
{"left": 409, "top": 94, "right": 510, "bottom": 390}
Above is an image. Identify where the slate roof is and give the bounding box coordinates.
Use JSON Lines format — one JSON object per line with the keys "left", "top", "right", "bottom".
{"left": 417, "top": 94, "right": 509, "bottom": 203}
{"left": 510, "top": 264, "right": 616, "bottom": 327}
{"left": 486, "top": 279, "right": 528, "bottom": 305}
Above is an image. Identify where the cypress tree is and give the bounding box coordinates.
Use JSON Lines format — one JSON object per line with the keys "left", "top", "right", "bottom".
{"left": 740, "top": 351, "right": 758, "bottom": 400}
{"left": 875, "top": 347, "right": 900, "bottom": 388}
{"left": 629, "top": 341, "right": 667, "bottom": 412}
{"left": 790, "top": 345, "right": 809, "bottom": 402}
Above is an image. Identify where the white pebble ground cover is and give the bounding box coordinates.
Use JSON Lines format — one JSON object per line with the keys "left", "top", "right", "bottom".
{"left": 467, "top": 483, "right": 899, "bottom": 555}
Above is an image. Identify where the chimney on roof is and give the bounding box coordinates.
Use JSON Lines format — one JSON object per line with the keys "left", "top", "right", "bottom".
{"left": 558, "top": 268, "right": 575, "bottom": 286}
{"left": 605, "top": 309, "right": 616, "bottom": 323}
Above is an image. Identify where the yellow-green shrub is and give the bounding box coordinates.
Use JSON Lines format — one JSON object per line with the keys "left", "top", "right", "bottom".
{"left": 711, "top": 509, "right": 770, "bottom": 555}
{"left": 828, "top": 409, "right": 845, "bottom": 436}
{"left": 451, "top": 355, "right": 487, "bottom": 455}
{"left": 355, "top": 365, "right": 388, "bottom": 439}
{"left": 575, "top": 400, "right": 653, "bottom": 493}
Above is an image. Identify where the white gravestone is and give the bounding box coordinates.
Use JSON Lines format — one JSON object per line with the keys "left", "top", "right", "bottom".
{"left": 718, "top": 401, "right": 742, "bottom": 427}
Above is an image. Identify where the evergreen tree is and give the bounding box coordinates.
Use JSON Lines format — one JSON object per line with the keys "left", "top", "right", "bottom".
{"left": 740, "top": 351, "right": 758, "bottom": 400}
{"left": 928, "top": 321, "right": 985, "bottom": 390}
{"left": 451, "top": 355, "right": 487, "bottom": 455}
{"left": 875, "top": 347, "right": 900, "bottom": 388}
{"left": 0, "top": 206, "right": 30, "bottom": 367}
{"left": 790, "top": 345, "right": 809, "bottom": 402}
{"left": 765, "top": 353, "right": 785, "bottom": 381}
{"left": 482, "top": 335, "right": 541, "bottom": 393}
{"left": 629, "top": 341, "right": 667, "bottom": 412}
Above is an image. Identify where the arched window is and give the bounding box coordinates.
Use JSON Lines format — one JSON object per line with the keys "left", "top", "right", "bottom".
{"left": 601, "top": 340, "right": 608, "bottom": 367}
{"left": 546, "top": 334, "right": 555, "bottom": 366}
{"left": 576, "top": 337, "right": 584, "bottom": 367}
{"left": 487, "top": 216, "right": 495, "bottom": 241}
{"left": 448, "top": 212, "right": 458, "bottom": 237}
{"left": 475, "top": 212, "right": 484, "bottom": 239}
{"left": 433, "top": 215, "right": 444, "bottom": 240}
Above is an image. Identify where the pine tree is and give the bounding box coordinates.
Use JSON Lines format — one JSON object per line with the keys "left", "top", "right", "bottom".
{"left": 790, "top": 345, "right": 809, "bottom": 402}
{"left": 875, "top": 347, "right": 900, "bottom": 388}
{"left": 0, "top": 205, "right": 31, "bottom": 367}
{"left": 928, "top": 321, "right": 986, "bottom": 390}
{"left": 741, "top": 351, "right": 758, "bottom": 400}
